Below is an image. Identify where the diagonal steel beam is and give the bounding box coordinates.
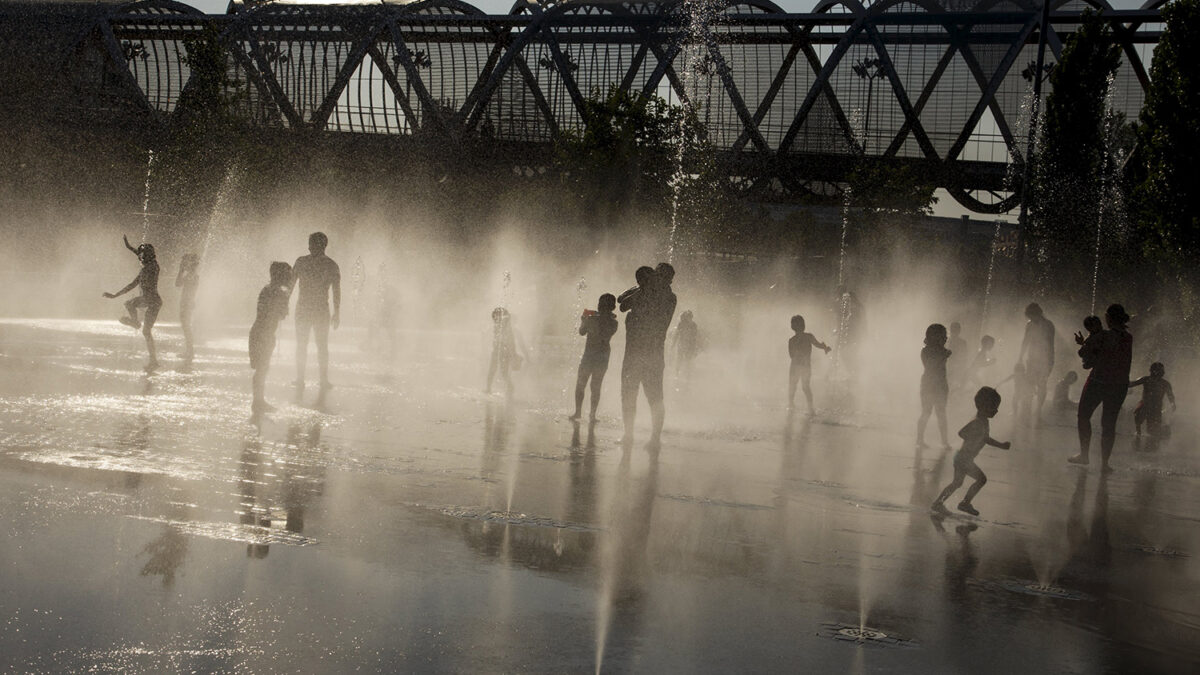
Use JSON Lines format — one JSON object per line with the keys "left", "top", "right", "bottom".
{"left": 242, "top": 28, "right": 304, "bottom": 128}
{"left": 732, "top": 41, "right": 801, "bottom": 153}
{"left": 702, "top": 28, "right": 771, "bottom": 153}
{"left": 945, "top": 16, "right": 1038, "bottom": 163}
{"left": 462, "top": 17, "right": 545, "bottom": 129}
{"left": 388, "top": 18, "right": 449, "bottom": 135}
{"left": 863, "top": 23, "right": 940, "bottom": 160}
{"left": 778, "top": 17, "right": 869, "bottom": 155}
{"left": 98, "top": 21, "right": 158, "bottom": 118}
{"left": 366, "top": 43, "right": 419, "bottom": 131}
{"left": 884, "top": 41, "right": 958, "bottom": 157}
{"left": 310, "top": 21, "right": 381, "bottom": 131}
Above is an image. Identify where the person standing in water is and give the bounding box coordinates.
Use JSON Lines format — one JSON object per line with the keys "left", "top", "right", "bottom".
{"left": 250, "top": 262, "right": 293, "bottom": 416}
{"left": 486, "top": 307, "right": 521, "bottom": 395}
{"left": 176, "top": 252, "right": 199, "bottom": 368}
{"left": 917, "top": 323, "right": 952, "bottom": 448}
{"left": 571, "top": 293, "right": 618, "bottom": 421}
{"left": 671, "top": 310, "right": 700, "bottom": 381}
{"left": 620, "top": 263, "right": 677, "bottom": 450}
{"left": 1129, "top": 362, "right": 1176, "bottom": 437}
{"left": 788, "top": 314, "right": 832, "bottom": 414}
{"left": 947, "top": 321, "right": 968, "bottom": 388}
{"left": 1018, "top": 303, "right": 1056, "bottom": 421}
{"left": 1070, "top": 304, "right": 1133, "bottom": 473}
{"left": 293, "top": 232, "right": 340, "bottom": 393}
{"left": 103, "top": 235, "right": 162, "bottom": 372}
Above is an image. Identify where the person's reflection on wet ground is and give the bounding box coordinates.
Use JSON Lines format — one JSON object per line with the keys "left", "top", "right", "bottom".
{"left": 238, "top": 435, "right": 271, "bottom": 559}
{"left": 595, "top": 452, "right": 659, "bottom": 669}
{"left": 481, "top": 399, "right": 513, "bottom": 481}
{"left": 116, "top": 413, "right": 152, "bottom": 490}
{"left": 283, "top": 422, "right": 327, "bottom": 535}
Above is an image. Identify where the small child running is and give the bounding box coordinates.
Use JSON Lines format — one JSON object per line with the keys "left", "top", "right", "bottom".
{"left": 571, "top": 293, "right": 618, "bottom": 422}
{"left": 1129, "top": 362, "right": 1176, "bottom": 436}
{"left": 918, "top": 323, "right": 952, "bottom": 448}
{"left": 103, "top": 235, "right": 162, "bottom": 372}
{"left": 788, "top": 314, "right": 831, "bottom": 413}
{"left": 933, "top": 386, "right": 1011, "bottom": 516}
{"left": 249, "top": 262, "right": 293, "bottom": 416}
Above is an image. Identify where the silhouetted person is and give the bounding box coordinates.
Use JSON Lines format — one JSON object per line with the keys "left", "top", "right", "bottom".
{"left": 917, "top": 323, "right": 952, "bottom": 448}
{"left": 103, "top": 235, "right": 162, "bottom": 372}
{"left": 486, "top": 307, "right": 521, "bottom": 395}
{"left": 1018, "top": 303, "right": 1055, "bottom": 421}
{"left": 962, "top": 335, "right": 995, "bottom": 390}
{"left": 571, "top": 293, "right": 618, "bottom": 421}
{"left": 176, "top": 252, "right": 199, "bottom": 367}
{"left": 1053, "top": 371, "right": 1079, "bottom": 413}
{"left": 1070, "top": 304, "right": 1133, "bottom": 473}
{"left": 947, "top": 321, "right": 968, "bottom": 386}
{"left": 293, "top": 232, "right": 340, "bottom": 392}
{"left": 787, "top": 314, "right": 831, "bottom": 414}
{"left": 671, "top": 310, "right": 700, "bottom": 381}
{"left": 998, "top": 362, "right": 1032, "bottom": 423}
{"left": 250, "top": 262, "right": 292, "bottom": 416}
{"left": 832, "top": 286, "right": 864, "bottom": 377}
{"left": 1075, "top": 315, "right": 1104, "bottom": 370}
{"left": 621, "top": 263, "right": 677, "bottom": 450}
{"left": 1130, "top": 362, "right": 1175, "bottom": 437}
{"left": 932, "top": 386, "right": 1010, "bottom": 516}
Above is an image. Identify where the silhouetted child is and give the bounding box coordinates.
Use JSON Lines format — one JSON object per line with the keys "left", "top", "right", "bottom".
{"left": 672, "top": 310, "right": 700, "bottom": 380}
{"left": 486, "top": 307, "right": 521, "bottom": 395}
{"left": 1053, "top": 371, "right": 1079, "bottom": 413}
{"left": 571, "top": 293, "right": 618, "bottom": 421}
{"left": 788, "top": 314, "right": 831, "bottom": 413}
{"left": 947, "top": 321, "right": 968, "bottom": 385}
{"left": 963, "top": 335, "right": 995, "bottom": 390}
{"left": 1074, "top": 315, "right": 1104, "bottom": 369}
{"left": 103, "top": 235, "right": 162, "bottom": 372}
{"left": 933, "top": 386, "right": 1010, "bottom": 516}
{"left": 998, "top": 362, "right": 1032, "bottom": 422}
{"left": 618, "top": 266, "right": 655, "bottom": 314}
{"left": 918, "top": 323, "right": 952, "bottom": 448}
{"left": 250, "top": 262, "right": 293, "bottom": 415}
{"left": 176, "top": 252, "right": 199, "bottom": 366}
{"left": 1129, "top": 362, "right": 1176, "bottom": 436}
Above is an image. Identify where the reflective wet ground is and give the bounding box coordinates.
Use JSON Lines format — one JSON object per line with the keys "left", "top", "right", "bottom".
{"left": 1, "top": 319, "right": 1198, "bottom": 673}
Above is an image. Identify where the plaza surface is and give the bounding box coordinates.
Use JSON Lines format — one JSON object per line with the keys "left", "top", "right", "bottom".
{"left": 1, "top": 319, "right": 1198, "bottom": 673}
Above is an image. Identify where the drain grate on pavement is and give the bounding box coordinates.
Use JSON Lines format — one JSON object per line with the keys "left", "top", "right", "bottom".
{"left": 819, "top": 622, "right": 915, "bottom": 648}
{"left": 996, "top": 579, "right": 1092, "bottom": 601}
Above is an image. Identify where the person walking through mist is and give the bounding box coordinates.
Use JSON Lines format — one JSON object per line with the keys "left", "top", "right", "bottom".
{"left": 176, "top": 252, "right": 199, "bottom": 368}
{"left": 250, "top": 262, "right": 293, "bottom": 416}
{"left": 103, "top": 235, "right": 162, "bottom": 373}
{"left": 1018, "top": 303, "right": 1055, "bottom": 422}
{"left": 293, "top": 232, "right": 340, "bottom": 393}
{"left": 620, "top": 263, "right": 677, "bottom": 451}
{"left": 1070, "top": 304, "right": 1132, "bottom": 473}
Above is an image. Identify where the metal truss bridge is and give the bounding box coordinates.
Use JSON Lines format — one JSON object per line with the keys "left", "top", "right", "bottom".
{"left": 7, "top": 0, "right": 1166, "bottom": 213}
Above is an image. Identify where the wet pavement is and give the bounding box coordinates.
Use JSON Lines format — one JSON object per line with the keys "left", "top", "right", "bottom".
{"left": 1, "top": 319, "right": 1199, "bottom": 673}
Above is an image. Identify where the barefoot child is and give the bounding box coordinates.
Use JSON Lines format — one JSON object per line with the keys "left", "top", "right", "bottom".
{"left": 571, "top": 294, "right": 618, "bottom": 421}
{"left": 1129, "top": 362, "right": 1176, "bottom": 437}
{"left": 918, "top": 324, "right": 952, "bottom": 448}
{"left": 250, "top": 262, "right": 293, "bottom": 415}
{"left": 788, "top": 314, "right": 832, "bottom": 413}
{"left": 933, "top": 386, "right": 1011, "bottom": 516}
{"left": 103, "top": 235, "right": 162, "bottom": 372}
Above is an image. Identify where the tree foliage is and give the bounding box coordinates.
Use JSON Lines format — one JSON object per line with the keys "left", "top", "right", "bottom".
{"left": 1133, "top": 0, "right": 1200, "bottom": 260}
{"left": 1028, "top": 9, "right": 1122, "bottom": 290}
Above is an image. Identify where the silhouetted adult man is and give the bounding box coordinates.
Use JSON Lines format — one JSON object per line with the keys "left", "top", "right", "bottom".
{"left": 1018, "top": 302, "right": 1055, "bottom": 420}
{"left": 620, "top": 262, "right": 677, "bottom": 450}
{"left": 293, "top": 232, "right": 340, "bottom": 391}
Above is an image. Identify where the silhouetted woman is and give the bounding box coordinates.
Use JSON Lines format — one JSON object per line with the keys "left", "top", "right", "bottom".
{"left": 1070, "top": 304, "right": 1132, "bottom": 473}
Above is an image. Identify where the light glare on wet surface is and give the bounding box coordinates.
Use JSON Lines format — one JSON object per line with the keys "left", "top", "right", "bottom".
{"left": 1, "top": 318, "right": 1199, "bottom": 673}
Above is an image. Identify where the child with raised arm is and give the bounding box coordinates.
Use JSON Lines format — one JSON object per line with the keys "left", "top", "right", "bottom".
{"left": 1129, "top": 362, "right": 1176, "bottom": 437}
{"left": 933, "top": 386, "right": 1011, "bottom": 516}
{"left": 1074, "top": 315, "right": 1104, "bottom": 370}
{"left": 917, "top": 324, "right": 952, "bottom": 448}
{"left": 102, "top": 235, "right": 162, "bottom": 372}
{"left": 176, "top": 252, "right": 199, "bottom": 367}
{"left": 962, "top": 335, "right": 995, "bottom": 390}
{"left": 788, "top": 314, "right": 831, "bottom": 413}
{"left": 571, "top": 293, "right": 618, "bottom": 422}
{"left": 250, "top": 262, "right": 293, "bottom": 415}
